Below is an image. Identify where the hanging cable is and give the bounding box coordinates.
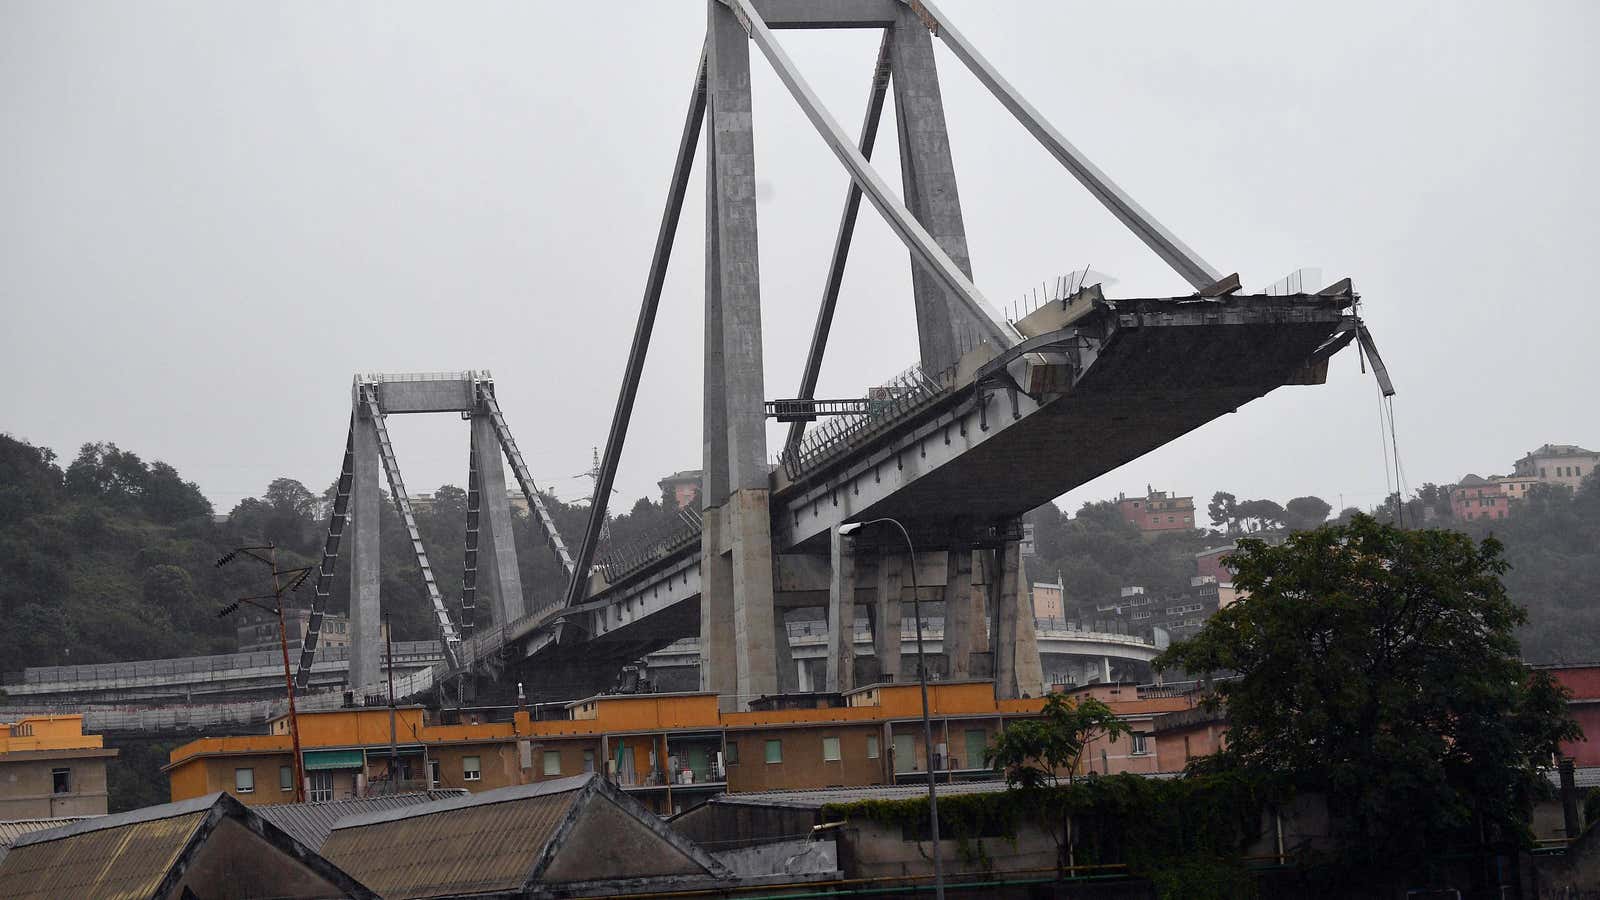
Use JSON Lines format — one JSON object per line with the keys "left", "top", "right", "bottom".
{"left": 1386, "top": 395, "right": 1406, "bottom": 528}
{"left": 1376, "top": 391, "right": 1394, "bottom": 518}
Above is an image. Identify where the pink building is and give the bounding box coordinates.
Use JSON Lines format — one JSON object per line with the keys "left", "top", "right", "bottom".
{"left": 1452, "top": 474, "right": 1509, "bottom": 521}
{"left": 1117, "top": 488, "right": 1196, "bottom": 536}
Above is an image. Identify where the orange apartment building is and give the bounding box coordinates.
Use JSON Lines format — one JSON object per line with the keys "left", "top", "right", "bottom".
{"left": 0, "top": 714, "right": 118, "bottom": 818}
{"left": 166, "top": 682, "right": 1200, "bottom": 816}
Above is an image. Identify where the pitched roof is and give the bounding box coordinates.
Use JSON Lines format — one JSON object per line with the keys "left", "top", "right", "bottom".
{"left": 321, "top": 773, "right": 727, "bottom": 899}
{"left": 0, "top": 792, "right": 376, "bottom": 900}
{"left": 0, "top": 818, "right": 94, "bottom": 868}
{"left": 0, "top": 818, "right": 93, "bottom": 848}
{"left": 255, "top": 789, "right": 468, "bottom": 850}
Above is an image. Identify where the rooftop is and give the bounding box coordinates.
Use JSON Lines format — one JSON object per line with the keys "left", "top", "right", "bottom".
{"left": 255, "top": 790, "right": 467, "bottom": 850}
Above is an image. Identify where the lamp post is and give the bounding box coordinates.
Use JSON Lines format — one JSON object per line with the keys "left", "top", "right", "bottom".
{"left": 217, "top": 544, "right": 314, "bottom": 804}
{"left": 837, "top": 518, "right": 944, "bottom": 900}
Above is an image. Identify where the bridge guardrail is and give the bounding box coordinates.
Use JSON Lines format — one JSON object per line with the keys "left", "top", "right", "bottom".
{"left": 12, "top": 641, "right": 444, "bottom": 689}
{"left": 777, "top": 366, "right": 946, "bottom": 480}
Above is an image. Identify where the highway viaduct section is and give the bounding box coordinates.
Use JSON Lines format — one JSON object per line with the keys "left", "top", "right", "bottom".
{"left": 295, "top": 0, "right": 1390, "bottom": 713}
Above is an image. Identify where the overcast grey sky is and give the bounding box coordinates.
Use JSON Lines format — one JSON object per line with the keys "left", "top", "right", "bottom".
{"left": 3, "top": 1, "right": 1596, "bottom": 521}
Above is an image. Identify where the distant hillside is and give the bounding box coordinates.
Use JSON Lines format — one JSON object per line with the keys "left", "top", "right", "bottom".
{"left": 3, "top": 432, "right": 1595, "bottom": 673}
{"left": 0, "top": 434, "right": 684, "bottom": 672}
{"left": 1025, "top": 474, "right": 1600, "bottom": 665}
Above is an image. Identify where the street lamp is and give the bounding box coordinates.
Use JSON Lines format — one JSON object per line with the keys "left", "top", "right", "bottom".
{"left": 837, "top": 518, "right": 944, "bottom": 900}
{"left": 217, "top": 544, "right": 314, "bottom": 804}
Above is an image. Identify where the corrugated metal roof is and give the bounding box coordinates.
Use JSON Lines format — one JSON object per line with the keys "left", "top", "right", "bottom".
{"left": 700, "top": 780, "right": 1013, "bottom": 810}
{"left": 0, "top": 811, "right": 204, "bottom": 900}
{"left": 0, "top": 818, "right": 93, "bottom": 848}
{"left": 256, "top": 790, "right": 468, "bottom": 850}
{"left": 331, "top": 773, "right": 595, "bottom": 830}
{"left": 321, "top": 784, "right": 584, "bottom": 898}
{"left": 8, "top": 792, "right": 218, "bottom": 848}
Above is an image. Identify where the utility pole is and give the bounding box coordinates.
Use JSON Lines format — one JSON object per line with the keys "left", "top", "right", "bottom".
{"left": 216, "top": 544, "right": 314, "bottom": 804}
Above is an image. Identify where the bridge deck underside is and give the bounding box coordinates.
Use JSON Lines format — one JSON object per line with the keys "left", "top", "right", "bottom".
{"left": 514, "top": 598, "right": 699, "bottom": 701}
{"left": 854, "top": 319, "right": 1340, "bottom": 530}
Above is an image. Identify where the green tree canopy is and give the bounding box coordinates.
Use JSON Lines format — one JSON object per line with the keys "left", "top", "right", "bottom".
{"left": 1156, "top": 514, "right": 1579, "bottom": 886}
{"left": 1282, "top": 495, "right": 1331, "bottom": 531}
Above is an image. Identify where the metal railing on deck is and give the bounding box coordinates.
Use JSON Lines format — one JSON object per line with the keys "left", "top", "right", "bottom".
{"left": 777, "top": 366, "right": 946, "bottom": 480}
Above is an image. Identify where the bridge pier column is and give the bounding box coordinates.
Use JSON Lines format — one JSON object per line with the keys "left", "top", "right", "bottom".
{"left": 699, "top": 512, "right": 737, "bottom": 707}
{"left": 700, "top": 0, "right": 779, "bottom": 711}
{"left": 993, "top": 535, "right": 1045, "bottom": 699}
{"left": 943, "top": 548, "right": 979, "bottom": 679}
{"left": 471, "top": 414, "right": 526, "bottom": 626}
{"left": 872, "top": 554, "right": 903, "bottom": 683}
{"left": 349, "top": 401, "right": 382, "bottom": 694}
{"left": 890, "top": 3, "right": 981, "bottom": 375}
{"left": 825, "top": 528, "right": 857, "bottom": 693}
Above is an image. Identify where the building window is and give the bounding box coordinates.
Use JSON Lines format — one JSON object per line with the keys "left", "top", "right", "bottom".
{"left": 867, "top": 735, "right": 879, "bottom": 759}
{"left": 310, "top": 771, "right": 333, "bottom": 802}
{"left": 822, "top": 737, "right": 842, "bottom": 762}
{"left": 279, "top": 765, "right": 293, "bottom": 792}
{"left": 543, "top": 750, "right": 562, "bottom": 777}
{"left": 428, "top": 760, "right": 441, "bottom": 789}
{"left": 583, "top": 750, "right": 595, "bottom": 774}
{"left": 234, "top": 768, "right": 254, "bottom": 794}
{"left": 463, "top": 755, "right": 481, "bottom": 781}
{"left": 725, "top": 742, "right": 739, "bottom": 766}
{"left": 51, "top": 768, "right": 71, "bottom": 795}
{"left": 1131, "top": 733, "right": 1149, "bottom": 755}
{"left": 765, "top": 739, "right": 783, "bottom": 764}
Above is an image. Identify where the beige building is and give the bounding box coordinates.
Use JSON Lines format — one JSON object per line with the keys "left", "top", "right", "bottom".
{"left": 0, "top": 716, "right": 118, "bottom": 819}
{"left": 1514, "top": 443, "right": 1599, "bottom": 491}
{"left": 1031, "top": 579, "right": 1064, "bottom": 621}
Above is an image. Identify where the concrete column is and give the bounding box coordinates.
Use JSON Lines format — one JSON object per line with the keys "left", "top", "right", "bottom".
{"left": 826, "top": 528, "right": 857, "bottom": 693}
{"left": 729, "top": 490, "right": 779, "bottom": 705}
{"left": 943, "top": 547, "right": 974, "bottom": 678}
{"left": 994, "top": 538, "right": 1046, "bottom": 699}
{"left": 890, "top": 6, "right": 980, "bottom": 375}
{"left": 699, "top": 27, "right": 736, "bottom": 709}
{"left": 699, "top": 513, "right": 737, "bottom": 707}
{"left": 874, "top": 553, "right": 903, "bottom": 683}
{"left": 348, "top": 410, "right": 381, "bottom": 693}
{"left": 472, "top": 415, "right": 525, "bottom": 625}
{"left": 774, "top": 609, "right": 798, "bottom": 695}
{"left": 705, "top": 0, "right": 778, "bottom": 709}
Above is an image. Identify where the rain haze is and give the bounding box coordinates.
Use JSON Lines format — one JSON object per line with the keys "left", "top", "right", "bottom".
{"left": 3, "top": 0, "right": 1595, "bottom": 517}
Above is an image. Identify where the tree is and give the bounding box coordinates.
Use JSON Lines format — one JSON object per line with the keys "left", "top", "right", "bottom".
{"left": 1156, "top": 515, "right": 1580, "bottom": 888}
{"left": 1232, "top": 498, "right": 1285, "bottom": 532}
{"left": 1207, "top": 492, "right": 1238, "bottom": 533}
{"left": 987, "top": 692, "right": 1130, "bottom": 877}
{"left": 987, "top": 692, "right": 1130, "bottom": 789}
{"left": 1283, "top": 495, "right": 1331, "bottom": 531}
{"left": 143, "top": 461, "right": 212, "bottom": 524}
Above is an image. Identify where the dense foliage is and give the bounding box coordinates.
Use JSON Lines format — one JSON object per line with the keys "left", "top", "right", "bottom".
{"left": 1025, "top": 474, "right": 1600, "bottom": 664}
{"left": 1155, "top": 515, "right": 1580, "bottom": 889}
{"left": 822, "top": 771, "right": 1276, "bottom": 900}
{"left": 0, "top": 433, "right": 688, "bottom": 671}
